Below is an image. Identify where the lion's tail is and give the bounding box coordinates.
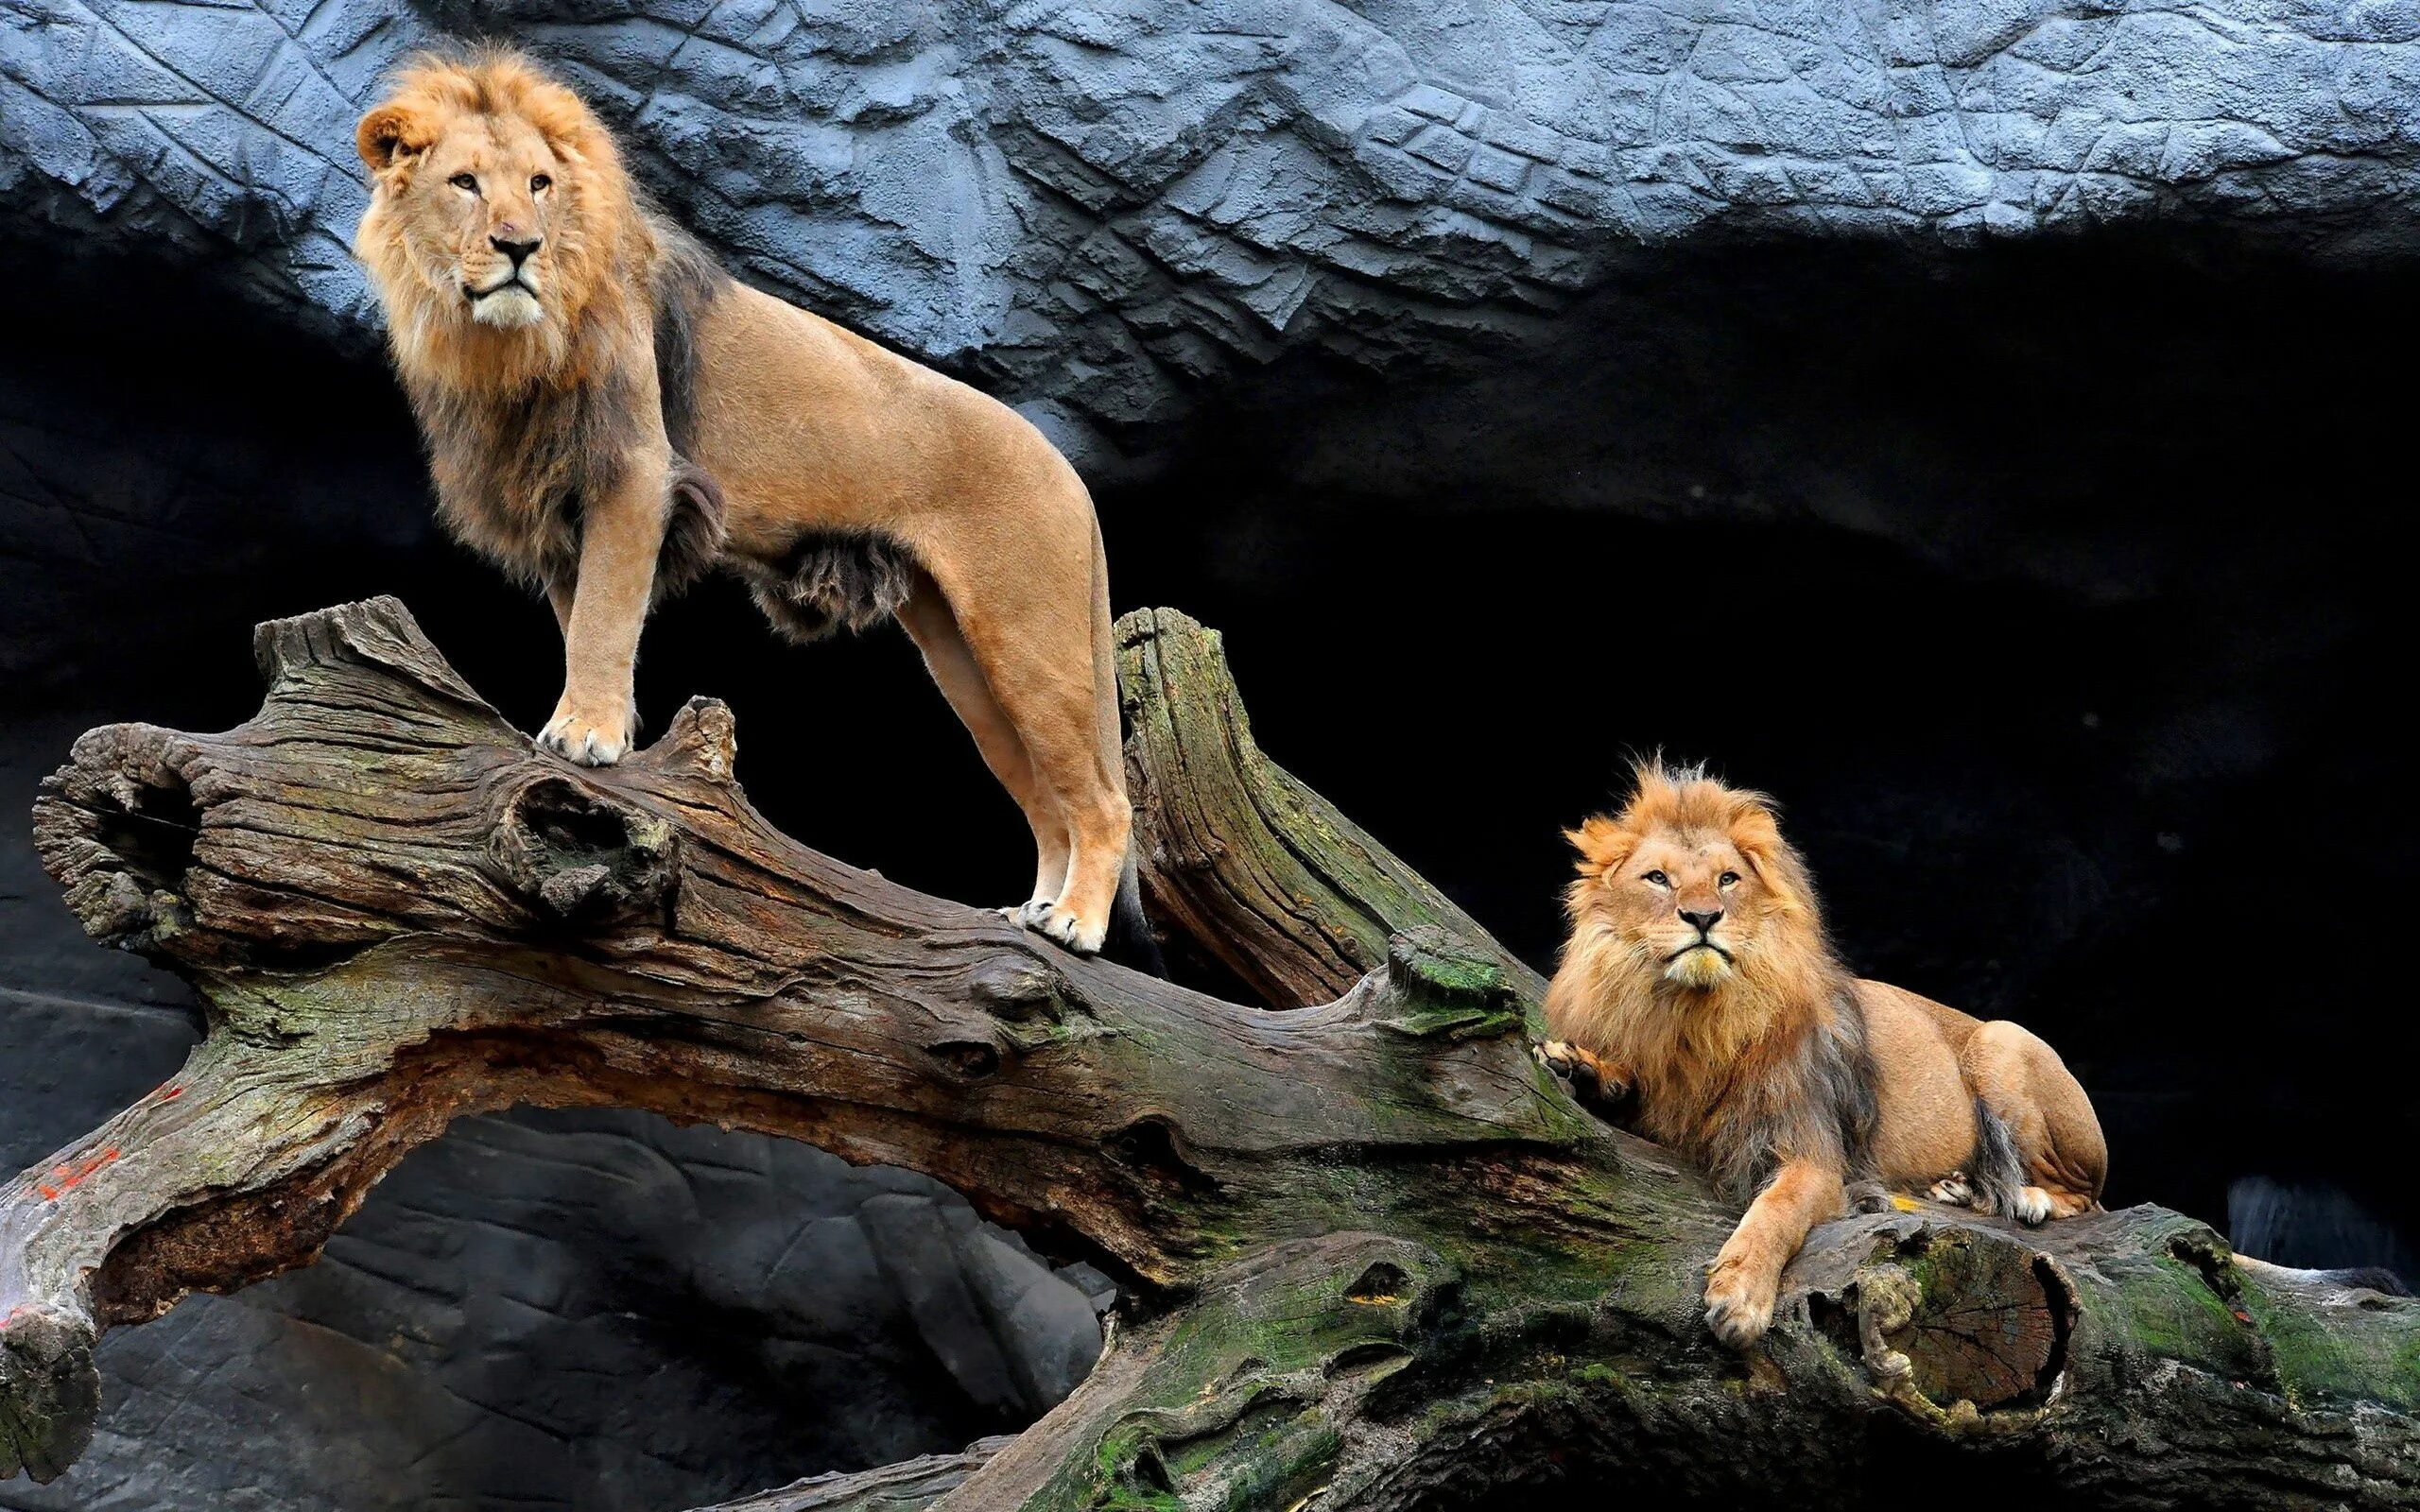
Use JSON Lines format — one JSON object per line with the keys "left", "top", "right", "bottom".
{"left": 1965, "top": 1099, "right": 2031, "bottom": 1221}
{"left": 1091, "top": 515, "right": 1165, "bottom": 976}
{"left": 1107, "top": 849, "right": 1164, "bottom": 975}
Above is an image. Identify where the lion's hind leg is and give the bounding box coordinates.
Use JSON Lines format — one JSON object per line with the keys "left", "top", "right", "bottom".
{"left": 1961, "top": 1021, "right": 2109, "bottom": 1223}
{"left": 927, "top": 543, "right": 1129, "bottom": 957}
{"left": 896, "top": 581, "right": 1071, "bottom": 920}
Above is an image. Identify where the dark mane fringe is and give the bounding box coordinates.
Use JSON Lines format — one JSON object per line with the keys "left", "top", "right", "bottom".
{"left": 1705, "top": 982, "right": 1881, "bottom": 1204}
{"left": 647, "top": 207, "right": 726, "bottom": 462}
{"left": 647, "top": 207, "right": 732, "bottom": 597}
{"left": 405, "top": 209, "right": 734, "bottom": 605}
{"left": 739, "top": 529, "right": 921, "bottom": 644}
{"left": 409, "top": 357, "right": 637, "bottom": 598}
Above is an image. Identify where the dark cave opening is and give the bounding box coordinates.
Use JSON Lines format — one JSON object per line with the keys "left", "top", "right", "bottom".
{"left": 3, "top": 228, "right": 2415, "bottom": 1501}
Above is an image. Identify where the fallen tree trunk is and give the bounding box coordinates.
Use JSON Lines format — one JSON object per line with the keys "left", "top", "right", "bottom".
{"left": 4, "top": 598, "right": 2414, "bottom": 1509}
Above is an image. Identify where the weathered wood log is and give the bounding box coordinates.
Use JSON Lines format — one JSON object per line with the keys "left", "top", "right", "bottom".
{"left": 1115, "top": 607, "right": 1542, "bottom": 1009}
{"left": 5, "top": 597, "right": 2415, "bottom": 1509}
{"left": 697, "top": 1437, "right": 1014, "bottom": 1510}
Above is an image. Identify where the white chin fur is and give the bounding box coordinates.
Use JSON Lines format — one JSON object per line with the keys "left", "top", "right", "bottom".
{"left": 1663, "top": 947, "right": 1733, "bottom": 988}
{"left": 470, "top": 287, "right": 544, "bottom": 328}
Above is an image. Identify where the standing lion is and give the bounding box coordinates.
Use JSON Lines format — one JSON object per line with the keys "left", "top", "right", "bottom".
{"left": 352, "top": 47, "right": 1150, "bottom": 958}
{"left": 1538, "top": 763, "right": 2106, "bottom": 1347}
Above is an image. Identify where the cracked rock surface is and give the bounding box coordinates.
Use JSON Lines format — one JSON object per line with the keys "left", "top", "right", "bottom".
{"left": 6, "top": 0, "right": 2419, "bottom": 456}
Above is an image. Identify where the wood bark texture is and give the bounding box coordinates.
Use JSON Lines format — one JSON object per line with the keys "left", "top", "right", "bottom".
{"left": 4, "top": 598, "right": 2412, "bottom": 1510}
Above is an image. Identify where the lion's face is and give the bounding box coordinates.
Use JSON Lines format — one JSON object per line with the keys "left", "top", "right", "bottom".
{"left": 354, "top": 53, "right": 633, "bottom": 369}
{"left": 391, "top": 115, "right": 562, "bottom": 331}
{"left": 1588, "top": 830, "right": 1766, "bottom": 989}
{"left": 1569, "top": 820, "right": 1798, "bottom": 991}
{"left": 1550, "top": 764, "right": 1830, "bottom": 1033}
{"left": 359, "top": 94, "right": 570, "bottom": 333}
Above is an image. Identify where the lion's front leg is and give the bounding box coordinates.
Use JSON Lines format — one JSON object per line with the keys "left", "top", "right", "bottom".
{"left": 1703, "top": 1158, "right": 1844, "bottom": 1349}
{"left": 541, "top": 449, "right": 668, "bottom": 766}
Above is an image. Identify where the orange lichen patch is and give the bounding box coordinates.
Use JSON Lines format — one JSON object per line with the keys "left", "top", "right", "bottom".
{"left": 38, "top": 1147, "right": 121, "bottom": 1201}
{"left": 158, "top": 1084, "right": 184, "bottom": 1100}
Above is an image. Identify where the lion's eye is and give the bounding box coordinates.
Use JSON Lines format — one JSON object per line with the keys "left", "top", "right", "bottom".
{"left": 530, "top": 173, "right": 552, "bottom": 192}
{"left": 1641, "top": 869, "right": 1669, "bottom": 886}
{"left": 449, "top": 172, "right": 478, "bottom": 192}
{"left": 1720, "top": 870, "right": 1740, "bottom": 887}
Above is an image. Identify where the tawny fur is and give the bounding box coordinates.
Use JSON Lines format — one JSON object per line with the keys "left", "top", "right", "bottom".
{"left": 353, "top": 47, "right": 1140, "bottom": 954}
{"left": 1542, "top": 762, "right": 2107, "bottom": 1348}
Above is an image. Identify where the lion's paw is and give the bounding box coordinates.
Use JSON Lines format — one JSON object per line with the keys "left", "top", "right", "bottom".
{"left": 539, "top": 703, "right": 633, "bottom": 766}
{"left": 1927, "top": 1172, "right": 1976, "bottom": 1208}
{"left": 1003, "top": 899, "right": 1054, "bottom": 928}
{"left": 2041, "top": 1187, "right": 2096, "bottom": 1220}
{"left": 2014, "top": 1186, "right": 2055, "bottom": 1226}
{"left": 1024, "top": 902, "right": 1106, "bottom": 956}
{"left": 1703, "top": 1264, "right": 1776, "bottom": 1349}
{"left": 1534, "top": 1040, "right": 1632, "bottom": 1111}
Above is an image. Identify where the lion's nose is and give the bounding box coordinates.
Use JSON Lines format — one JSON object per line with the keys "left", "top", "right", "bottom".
{"left": 491, "top": 233, "right": 543, "bottom": 267}
{"left": 1680, "top": 907, "right": 1723, "bottom": 935}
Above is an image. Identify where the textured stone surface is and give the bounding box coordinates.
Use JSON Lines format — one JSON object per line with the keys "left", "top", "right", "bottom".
{"left": 6, "top": 0, "right": 2420, "bottom": 459}
{"left": 0, "top": 1108, "right": 1106, "bottom": 1512}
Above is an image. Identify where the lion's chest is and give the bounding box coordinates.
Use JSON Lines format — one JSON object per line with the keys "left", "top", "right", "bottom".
{"left": 416, "top": 376, "right": 635, "bottom": 590}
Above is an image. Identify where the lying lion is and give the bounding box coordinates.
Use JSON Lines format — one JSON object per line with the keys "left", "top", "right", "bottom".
{"left": 352, "top": 48, "right": 1148, "bottom": 957}
{"left": 1538, "top": 763, "right": 2106, "bottom": 1348}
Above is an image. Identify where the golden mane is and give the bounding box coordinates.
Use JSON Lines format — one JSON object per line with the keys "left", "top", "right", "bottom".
{"left": 1545, "top": 762, "right": 1873, "bottom": 1199}
{"left": 353, "top": 48, "right": 727, "bottom": 599}
{"left": 354, "top": 47, "right": 650, "bottom": 394}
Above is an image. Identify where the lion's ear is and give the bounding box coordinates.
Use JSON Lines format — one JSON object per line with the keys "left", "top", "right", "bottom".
{"left": 1564, "top": 816, "right": 1634, "bottom": 878}
{"left": 356, "top": 103, "right": 434, "bottom": 176}
{"left": 1726, "top": 799, "right": 1816, "bottom": 908}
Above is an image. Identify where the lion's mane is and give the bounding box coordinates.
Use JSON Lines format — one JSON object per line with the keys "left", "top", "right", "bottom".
{"left": 1545, "top": 764, "right": 1878, "bottom": 1201}
{"left": 353, "top": 49, "right": 727, "bottom": 599}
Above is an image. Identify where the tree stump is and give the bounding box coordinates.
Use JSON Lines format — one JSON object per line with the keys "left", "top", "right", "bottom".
{"left": 5, "top": 598, "right": 2414, "bottom": 1509}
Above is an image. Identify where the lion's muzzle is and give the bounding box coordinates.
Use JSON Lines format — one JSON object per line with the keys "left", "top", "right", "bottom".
{"left": 1662, "top": 930, "right": 1736, "bottom": 988}
{"left": 466, "top": 272, "right": 544, "bottom": 329}
{"left": 464, "top": 234, "right": 546, "bottom": 327}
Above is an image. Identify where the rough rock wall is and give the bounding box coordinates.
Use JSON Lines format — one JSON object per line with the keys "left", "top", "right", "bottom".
{"left": 6, "top": 0, "right": 2419, "bottom": 461}
{"left": 0, "top": 1103, "right": 1109, "bottom": 1512}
